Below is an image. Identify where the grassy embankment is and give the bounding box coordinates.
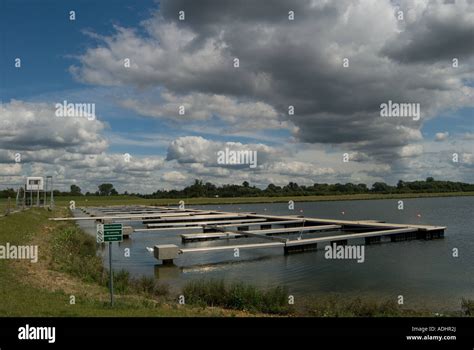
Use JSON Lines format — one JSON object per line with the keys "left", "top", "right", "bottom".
{"left": 0, "top": 208, "right": 256, "bottom": 316}
{"left": 1, "top": 207, "right": 474, "bottom": 317}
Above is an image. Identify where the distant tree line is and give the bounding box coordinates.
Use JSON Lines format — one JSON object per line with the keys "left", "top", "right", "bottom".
{"left": 142, "top": 177, "right": 474, "bottom": 199}
{"left": 1, "top": 178, "right": 474, "bottom": 198}
{"left": 0, "top": 183, "right": 119, "bottom": 198}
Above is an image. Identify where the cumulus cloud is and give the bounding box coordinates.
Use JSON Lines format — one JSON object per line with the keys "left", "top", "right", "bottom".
{"left": 0, "top": 100, "right": 107, "bottom": 154}
{"left": 70, "top": 0, "right": 474, "bottom": 166}
{"left": 120, "top": 91, "right": 286, "bottom": 130}
{"left": 4, "top": 1, "right": 473, "bottom": 191}
{"left": 69, "top": 153, "right": 164, "bottom": 174}
{"left": 265, "top": 161, "right": 335, "bottom": 177}
{"left": 435, "top": 132, "right": 449, "bottom": 142}
{"left": 462, "top": 133, "right": 474, "bottom": 141}
{"left": 0, "top": 163, "right": 22, "bottom": 176}
{"left": 166, "top": 136, "right": 280, "bottom": 167}
{"left": 161, "top": 171, "right": 187, "bottom": 183}
{"left": 399, "top": 144, "right": 424, "bottom": 158}
{"left": 382, "top": 0, "right": 474, "bottom": 63}
{"left": 0, "top": 100, "right": 167, "bottom": 192}
{"left": 462, "top": 153, "right": 474, "bottom": 165}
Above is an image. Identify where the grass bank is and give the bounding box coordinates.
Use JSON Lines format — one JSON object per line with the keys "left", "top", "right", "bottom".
{"left": 0, "top": 209, "right": 253, "bottom": 316}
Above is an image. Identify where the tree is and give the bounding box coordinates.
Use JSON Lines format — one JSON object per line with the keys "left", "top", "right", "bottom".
{"left": 397, "top": 180, "right": 405, "bottom": 189}
{"left": 426, "top": 177, "right": 434, "bottom": 183}
{"left": 70, "top": 184, "right": 82, "bottom": 195}
{"left": 242, "top": 181, "right": 249, "bottom": 188}
{"left": 185, "top": 179, "right": 205, "bottom": 197}
{"left": 371, "top": 182, "right": 392, "bottom": 193}
{"left": 98, "top": 183, "right": 116, "bottom": 196}
{"left": 0, "top": 188, "right": 16, "bottom": 198}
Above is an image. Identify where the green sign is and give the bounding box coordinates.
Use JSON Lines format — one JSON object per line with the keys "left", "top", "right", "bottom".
{"left": 97, "top": 223, "right": 123, "bottom": 243}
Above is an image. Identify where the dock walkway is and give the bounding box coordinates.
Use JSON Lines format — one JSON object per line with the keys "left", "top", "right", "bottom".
{"left": 50, "top": 205, "right": 446, "bottom": 265}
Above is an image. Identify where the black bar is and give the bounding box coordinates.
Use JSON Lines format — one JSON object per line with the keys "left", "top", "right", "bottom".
{"left": 0, "top": 317, "right": 472, "bottom": 347}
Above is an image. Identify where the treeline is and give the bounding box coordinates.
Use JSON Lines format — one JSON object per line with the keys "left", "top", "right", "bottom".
{"left": 143, "top": 177, "right": 474, "bottom": 199}
{"left": 1, "top": 178, "right": 474, "bottom": 198}
{"left": 0, "top": 184, "right": 120, "bottom": 198}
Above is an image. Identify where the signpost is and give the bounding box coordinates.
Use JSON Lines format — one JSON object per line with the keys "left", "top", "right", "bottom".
{"left": 97, "top": 223, "right": 123, "bottom": 306}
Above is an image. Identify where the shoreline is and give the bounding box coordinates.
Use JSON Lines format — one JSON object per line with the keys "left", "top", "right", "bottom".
{"left": 2, "top": 192, "right": 474, "bottom": 212}
{"left": 34, "top": 191, "right": 474, "bottom": 208}
{"left": 160, "top": 192, "right": 474, "bottom": 205}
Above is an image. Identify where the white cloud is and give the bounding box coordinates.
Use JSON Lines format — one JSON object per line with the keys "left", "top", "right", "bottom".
{"left": 120, "top": 91, "right": 285, "bottom": 130}
{"left": 166, "top": 136, "right": 280, "bottom": 167}
{"left": 4, "top": 1, "right": 474, "bottom": 190}
{"left": 462, "top": 153, "right": 474, "bottom": 165}
{"left": 266, "top": 161, "right": 335, "bottom": 177}
{"left": 70, "top": 1, "right": 474, "bottom": 168}
{"left": 399, "top": 144, "right": 424, "bottom": 158}
{"left": 0, "top": 100, "right": 107, "bottom": 154}
{"left": 0, "top": 163, "right": 22, "bottom": 176}
{"left": 162, "top": 171, "right": 187, "bottom": 183}
{"left": 435, "top": 132, "right": 449, "bottom": 142}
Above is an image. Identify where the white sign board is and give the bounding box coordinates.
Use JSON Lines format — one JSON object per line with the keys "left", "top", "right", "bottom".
{"left": 26, "top": 177, "right": 44, "bottom": 191}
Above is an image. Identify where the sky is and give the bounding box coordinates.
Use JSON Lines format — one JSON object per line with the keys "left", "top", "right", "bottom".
{"left": 0, "top": 0, "right": 473, "bottom": 193}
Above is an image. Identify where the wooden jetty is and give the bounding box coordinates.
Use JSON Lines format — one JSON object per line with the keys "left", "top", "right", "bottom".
{"left": 50, "top": 205, "right": 446, "bottom": 265}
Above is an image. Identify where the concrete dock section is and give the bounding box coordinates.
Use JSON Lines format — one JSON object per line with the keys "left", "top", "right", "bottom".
{"left": 50, "top": 205, "right": 446, "bottom": 265}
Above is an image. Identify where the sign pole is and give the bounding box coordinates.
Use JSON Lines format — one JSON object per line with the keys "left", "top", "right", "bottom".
{"left": 109, "top": 242, "right": 114, "bottom": 307}
{"left": 97, "top": 222, "right": 122, "bottom": 307}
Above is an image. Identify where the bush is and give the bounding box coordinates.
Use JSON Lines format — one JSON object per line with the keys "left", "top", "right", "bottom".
{"left": 461, "top": 298, "right": 474, "bottom": 316}
{"left": 110, "top": 270, "right": 130, "bottom": 293}
{"left": 128, "top": 275, "right": 170, "bottom": 297}
{"left": 51, "top": 226, "right": 105, "bottom": 284}
{"left": 152, "top": 282, "right": 170, "bottom": 297}
{"left": 182, "top": 279, "right": 290, "bottom": 314}
{"left": 305, "top": 296, "right": 402, "bottom": 317}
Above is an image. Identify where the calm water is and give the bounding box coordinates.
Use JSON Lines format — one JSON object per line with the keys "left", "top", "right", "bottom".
{"left": 78, "top": 196, "right": 474, "bottom": 311}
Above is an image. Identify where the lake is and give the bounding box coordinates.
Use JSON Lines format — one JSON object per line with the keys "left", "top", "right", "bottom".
{"left": 79, "top": 196, "right": 474, "bottom": 311}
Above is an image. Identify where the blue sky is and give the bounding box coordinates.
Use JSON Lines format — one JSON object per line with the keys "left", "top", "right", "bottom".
{"left": 1, "top": 0, "right": 286, "bottom": 158}
{"left": 1, "top": 0, "right": 473, "bottom": 192}
{"left": 1, "top": 0, "right": 164, "bottom": 156}
{"left": 2, "top": 0, "right": 155, "bottom": 97}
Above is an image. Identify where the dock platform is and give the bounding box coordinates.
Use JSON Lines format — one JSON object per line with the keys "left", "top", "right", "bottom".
{"left": 50, "top": 205, "right": 446, "bottom": 265}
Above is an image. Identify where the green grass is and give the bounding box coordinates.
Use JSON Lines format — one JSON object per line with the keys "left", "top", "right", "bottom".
{"left": 182, "top": 279, "right": 292, "bottom": 314}
{"left": 0, "top": 264, "right": 181, "bottom": 317}
{"left": 50, "top": 224, "right": 106, "bottom": 284}
{"left": 461, "top": 298, "right": 474, "bottom": 316}
{"left": 0, "top": 197, "right": 12, "bottom": 214}
{"left": 300, "top": 296, "right": 417, "bottom": 317}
